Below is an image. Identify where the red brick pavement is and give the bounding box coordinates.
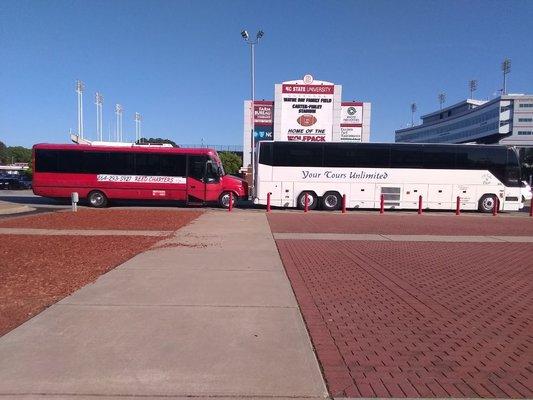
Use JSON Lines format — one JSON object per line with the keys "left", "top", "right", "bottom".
{"left": 276, "top": 240, "right": 533, "bottom": 398}
{"left": 268, "top": 213, "right": 533, "bottom": 236}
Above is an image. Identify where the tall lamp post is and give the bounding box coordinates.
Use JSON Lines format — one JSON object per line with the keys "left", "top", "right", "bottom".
{"left": 469, "top": 80, "right": 478, "bottom": 99}
{"left": 438, "top": 92, "right": 446, "bottom": 110}
{"left": 241, "top": 29, "right": 264, "bottom": 194}
{"left": 502, "top": 58, "right": 511, "bottom": 95}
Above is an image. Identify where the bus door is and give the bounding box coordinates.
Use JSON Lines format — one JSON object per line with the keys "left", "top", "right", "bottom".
{"left": 186, "top": 155, "right": 207, "bottom": 204}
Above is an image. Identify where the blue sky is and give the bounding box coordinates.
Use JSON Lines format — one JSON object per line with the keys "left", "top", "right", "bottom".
{"left": 1, "top": 0, "right": 532, "bottom": 148}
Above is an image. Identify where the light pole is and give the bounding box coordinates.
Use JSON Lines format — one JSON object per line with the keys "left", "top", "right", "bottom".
{"left": 502, "top": 58, "right": 511, "bottom": 95}
{"left": 135, "top": 112, "right": 142, "bottom": 143}
{"left": 438, "top": 92, "right": 446, "bottom": 110}
{"left": 241, "top": 29, "right": 263, "bottom": 194}
{"left": 95, "top": 92, "right": 103, "bottom": 141}
{"left": 410, "top": 102, "right": 417, "bottom": 126}
{"left": 76, "top": 80, "right": 85, "bottom": 139}
{"left": 469, "top": 80, "right": 478, "bottom": 99}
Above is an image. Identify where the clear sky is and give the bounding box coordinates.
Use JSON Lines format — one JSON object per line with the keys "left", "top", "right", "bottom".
{"left": 1, "top": 0, "right": 532, "bottom": 148}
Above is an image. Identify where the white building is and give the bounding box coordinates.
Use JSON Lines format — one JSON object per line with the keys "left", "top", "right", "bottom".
{"left": 243, "top": 75, "right": 371, "bottom": 169}
{"left": 395, "top": 94, "right": 533, "bottom": 146}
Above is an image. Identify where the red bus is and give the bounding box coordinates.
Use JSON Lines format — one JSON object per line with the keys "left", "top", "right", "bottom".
{"left": 32, "top": 143, "right": 248, "bottom": 208}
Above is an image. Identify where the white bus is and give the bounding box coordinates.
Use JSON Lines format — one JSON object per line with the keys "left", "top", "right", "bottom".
{"left": 254, "top": 141, "right": 531, "bottom": 212}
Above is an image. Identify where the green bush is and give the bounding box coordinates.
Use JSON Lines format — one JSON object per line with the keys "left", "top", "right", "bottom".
{"left": 219, "top": 152, "right": 242, "bottom": 175}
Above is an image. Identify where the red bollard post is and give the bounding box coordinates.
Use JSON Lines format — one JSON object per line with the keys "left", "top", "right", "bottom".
{"left": 530, "top": 197, "right": 533, "bottom": 217}
{"left": 266, "top": 192, "right": 271, "bottom": 213}
{"left": 304, "top": 193, "right": 309, "bottom": 213}
{"left": 341, "top": 194, "right": 346, "bottom": 214}
{"left": 380, "top": 194, "right": 384, "bottom": 214}
{"left": 228, "top": 192, "right": 233, "bottom": 212}
{"left": 418, "top": 195, "right": 423, "bottom": 215}
{"left": 456, "top": 196, "right": 461, "bottom": 215}
{"left": 492, "top": 196, "right": 498, "bottom": 216}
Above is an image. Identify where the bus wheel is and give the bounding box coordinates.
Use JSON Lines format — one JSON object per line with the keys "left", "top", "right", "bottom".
{"left": 88, "top": 190, "right": 108, "bottom": 208}
{"left": 478, "top": 194, "right": 496, "bottom": 213}
{"left": 322, "top": 191, "right": 341, "bottom": 211}
{"left": 218, "top": 191, "right": 235, "bottom": 208}
{"left": 297, "top": 191, "right": 318, "bottom": 210}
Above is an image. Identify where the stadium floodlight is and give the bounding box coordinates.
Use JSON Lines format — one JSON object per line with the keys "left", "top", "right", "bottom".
{"left": 95, "top": 92, "right": 104, "bottom": 141}
{"left": 241, "top": 29, "right": 265, "bottom": 195}
{"left": 135, "top": 112, "right": 142, "bottom": 142}
{"left": 115, "top": 104, "right": 123, "bottom": 142}
{"left": 75, "top": 80, "right": 85, "bottom": 139}
{"left": 469, "top": 80, "right": 478, "bottom": 99}
{"left": 502, "top": 58, "right": 511, "bottom": 95}
{"left": 438, "top": 92, "right": 446, "bottom": 110}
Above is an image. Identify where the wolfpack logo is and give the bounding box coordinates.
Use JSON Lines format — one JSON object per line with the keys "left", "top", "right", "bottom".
{"left": 347, "top": 106, "right": 357, "bottom": 116}
{"left": 297, "top": 114, "right": 317, "bottom": 127}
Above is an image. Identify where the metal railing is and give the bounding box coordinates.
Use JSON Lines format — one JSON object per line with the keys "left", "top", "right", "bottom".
{"left": 180, "top": 144, "right": 243, "bottom": 152}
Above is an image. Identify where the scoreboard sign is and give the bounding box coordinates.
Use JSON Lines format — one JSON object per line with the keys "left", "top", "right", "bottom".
{"left": 278, "top": 75, "right": 336, "bottom": 142}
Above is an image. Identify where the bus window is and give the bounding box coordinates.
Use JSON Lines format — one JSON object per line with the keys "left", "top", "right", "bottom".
{"left": 205, "top": 161, "right": 220, "bottom": 183}
{"left": 35, "top": 149, "right": 58, "bottom": 172}
{"left": 108, "top": 152, "right": 134, "bottom": 175}
{"left": 57, "top": 150, "right": 83, "bottom": 173}
{"left": 390, "top": 145, "right": 423, "bottom": 168}
{"left": 188, "top": 155, "right": 206, "bottom": 181}
{"left": 160, "top": 154, "right": 186, "bottom": 177}
{"left": 506, "top": 149, "right": 522, "bottom": 187}
{"left": 258, "top": 142, "right": 273, "bottom": 166}
{"left": 83, "top": 152, "right": 110, "bottom": 174}
{"left": 422, "top": 145, "right": 456, "bottom": 169}
{"left": 273, "top": 142, "right": 323, "bottom": 167}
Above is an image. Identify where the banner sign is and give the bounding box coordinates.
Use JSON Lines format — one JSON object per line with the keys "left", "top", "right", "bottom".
{"left": 254, "top": 101, "right": 273, "bottom": 126}
{"left": 97, "top": 175, "right": 186, "bottom": 184}
{"left": 279, "top": 76, "right": 335, "bottom": 142}
{"left": 341, "top": 103, "right": 363, "bottom": 125}
{"left": 340, "top": 126, "right": 362, "bottom": 142}
{"left": 254, "top": 125, "right": 273, "bottom": 142}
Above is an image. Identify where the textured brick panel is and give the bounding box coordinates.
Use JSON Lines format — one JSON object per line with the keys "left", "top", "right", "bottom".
{"left": 268, "top": 213, "right": 533, "bottom": 236}
{"left": 277, "top": 240, "right": 533, "bottom": 398}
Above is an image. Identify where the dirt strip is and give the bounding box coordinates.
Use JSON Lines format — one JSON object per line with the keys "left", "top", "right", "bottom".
{"left": 0, "top": 234, "right": 164, "bottom": 336}
{"left": 0, "top": 209, "right": 203, "bottom": 231}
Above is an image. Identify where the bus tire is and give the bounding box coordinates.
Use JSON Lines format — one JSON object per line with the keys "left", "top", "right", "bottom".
{"left": 218, "top": 191, "right": 235, "bottom": 208}
{"left": 87, "top": 190, "right": 108, "bottom": 208}
{"left": 297, "top": 191, "right": 318, "bottom": 210}
{"left": 322, "top": 191, "right": 342, "bottom": 211}
{"left": 478, "top": 194, "right": 497, "bottom": 213}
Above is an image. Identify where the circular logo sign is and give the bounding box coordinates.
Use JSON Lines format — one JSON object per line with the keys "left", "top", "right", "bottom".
{"left": 297, "top": 114, "right": 317, "bottom": 127}
{"left": 347, "top": 106, "right": 357, "bottom": 115}
{"left": 303, "top": 74, "right": 314, "bottom": 84}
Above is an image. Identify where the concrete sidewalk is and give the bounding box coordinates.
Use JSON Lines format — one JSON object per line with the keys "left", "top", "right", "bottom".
{"left": 0, "top": 200, "right": 34, "bottom": 215}
{"left": 0, "top": 211, "right": 327, "bottom": 399}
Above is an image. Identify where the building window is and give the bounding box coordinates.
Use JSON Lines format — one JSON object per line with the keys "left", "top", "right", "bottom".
{"left": 519, "top": 103, "right": 533, "bottom": 108}
{"left": 518, "top": 118, "right": 533, "bottom": 122}
{"left": 517, "top": 131, "right": 533, "bottom": 135}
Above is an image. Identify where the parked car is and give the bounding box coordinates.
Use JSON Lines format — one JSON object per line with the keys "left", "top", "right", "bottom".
{"left": 17, "top": 175, "right": 32, "bottom": 189}
{"left": 0, "top": 175, "right": 32, "bottom": 190}
{"left": 0, "top": 177, "right": 19, "bottom": 189}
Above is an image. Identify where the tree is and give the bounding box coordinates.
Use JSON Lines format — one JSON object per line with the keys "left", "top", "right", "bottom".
{"left": 0, "top": 141, "right": 7, "bottom": 164}
{"left": 137, "top": 137, "right": 178, "bottom": 147}
{"left": 6, "top": 146, "right": 31, "bottom": 163}
{"left": 219, "top": 152, "right": 242, "bottom": 175}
